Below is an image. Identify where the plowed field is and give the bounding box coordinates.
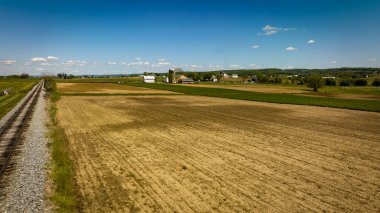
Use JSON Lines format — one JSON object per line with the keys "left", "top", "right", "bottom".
{"left": 57, "top": 83, "right": 177, "bottom": 94}
{"left": 57, "top": 95, "right": 380, "bottom": 212}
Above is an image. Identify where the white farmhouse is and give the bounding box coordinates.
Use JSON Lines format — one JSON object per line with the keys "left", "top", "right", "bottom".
{"left": 231, "top": 74, "right": 239, "bottom": 78}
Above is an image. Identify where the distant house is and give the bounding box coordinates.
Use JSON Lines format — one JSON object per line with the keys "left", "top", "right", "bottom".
{"left": 231, "top": 74, "right": 239, "bottom": 78}
{"left": 143, "top": 75, "right": 155, "bottom": 83}
{"left": 220, "top": 72, "right": 229, "bottom": 78}
{"left": 211, "top": 75, "right": 218, "bottom": 82}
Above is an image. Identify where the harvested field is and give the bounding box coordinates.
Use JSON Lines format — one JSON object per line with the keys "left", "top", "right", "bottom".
{"left": 57, "top": 95, "right": 380, "bottom": 212}
{"left": 57, "top": 83, "right": 177, "bottom": 94}
{"left": 298, "top": 93, "right": 380, "bottom": 100}
{"left": 185, "top": 84, "right": 380, "bottom": 100}
{"left": 184, "top": 84, "right": 308, "bottom": 94}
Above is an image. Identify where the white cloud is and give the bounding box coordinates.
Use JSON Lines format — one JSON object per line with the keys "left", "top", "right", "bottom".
{"left": 229, "top": 65, "right": 240, "bottom": 68}
{"left": 107, "top": 61, "right": 117, "bottom": 65}
{"left": 30, "top": 57, "right": 48, "bottom": 62}
{"left": 190, "top": 65, "right": 202, "bottom": 68}
{"left": 0, "top": 60, "right": 16, "bottom": 65}
{"left": 157, "top": 61, "right": 171, "bottom": 66}
{"left": 40, "top": 62, "right": 50, "bottom": 66}
{"left": 47, "top": 56, "right": 59, "bottom": 61}
{"left": 307, "top": 39, "right": 316, "bottom": 44}
{"left": 286, "top": 46, "right": 297, "bottom": 51}
{"left": 158, "top": 59, "right": 166, "bottom": 61}
{"left": 251, "top": 45, "right": 260, "bottom": 49}
{"left": 331, "top": 61, "right": 337, "bottom": 64}
{"left": 36, "top": 67, "right": 45, "bottom": 71}
{"left": 261, "top": 25, "right": 296, "bottom": 36}
{"left": 369, "top": 58, "right": 377, "bottom": 62}
{"left": 249, "top": 64, "right": 256, "bottom": 67}
{"left": 135, "top": 57, "right": 141, "bottom": 60}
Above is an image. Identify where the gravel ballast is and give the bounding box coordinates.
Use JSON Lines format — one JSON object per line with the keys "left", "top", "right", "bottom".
{"left": 0, "top": 87, "right": 50, "bottom": 212}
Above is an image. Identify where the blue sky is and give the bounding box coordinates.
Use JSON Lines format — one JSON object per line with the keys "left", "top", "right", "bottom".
{"left": 0, "top": 0, "right": 380, "bottom": 75}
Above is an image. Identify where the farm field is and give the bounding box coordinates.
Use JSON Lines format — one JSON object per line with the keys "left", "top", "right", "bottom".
{"left": 130, "top": 83, "right": 380, "bottom": 112}
{"left": 57, "top": 83, "right": 178, "bottom": 95}
{"left": 56, "top": 93, "right": 380, "bottom": 212}
{"left": 0, "top": 79, "right": 37, "bottom": 119}
{"left": 186, "top": 83, "right": 380, "bottom": 100}
{"left": 186, "top": 83, "right": 309, "bottom": 94}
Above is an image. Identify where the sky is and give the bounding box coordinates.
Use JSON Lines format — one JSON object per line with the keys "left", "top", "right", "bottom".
{"left": 0, "top": 0, "right": 380, "bottom": 75}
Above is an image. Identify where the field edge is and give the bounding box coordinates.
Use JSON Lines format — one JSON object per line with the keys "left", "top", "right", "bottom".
{"left": 47, "top": 81, "right": 79, "bottom": 212}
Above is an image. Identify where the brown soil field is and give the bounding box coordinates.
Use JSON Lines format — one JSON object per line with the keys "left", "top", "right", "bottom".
{"left": 57, "top": 95, "right": 380, "bottom": 212}
{"left": 185, "top": 84, "right": 380, "bottom": 100}
{"left": 57, "top": 83, "right": 177, "bottom": 94}
{"left": 183, "top": 83, "right": 308, "bottom": 94}
{"left": 297, "top": 93, "right": 380, "bottom": 100}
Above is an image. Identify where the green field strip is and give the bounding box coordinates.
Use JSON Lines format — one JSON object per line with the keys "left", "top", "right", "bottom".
{"left": 129, "top": 83, "right": 380, "bottom": 112}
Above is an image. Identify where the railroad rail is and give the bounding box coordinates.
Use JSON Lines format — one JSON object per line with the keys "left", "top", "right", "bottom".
{"left": 0, "top": 81, "right": 43, "bottom": 178}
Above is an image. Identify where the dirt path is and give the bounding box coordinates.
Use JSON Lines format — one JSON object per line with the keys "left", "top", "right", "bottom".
{"left": 57, "top": 95, "right": 380, "bottom": 212}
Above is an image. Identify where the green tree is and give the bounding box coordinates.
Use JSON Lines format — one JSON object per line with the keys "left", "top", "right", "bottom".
{"left": 354, "top": 79, "right": 367, "bottom": 86}
{"left": 324, "top": 78, "right": 336, "bottom": 86}
{"left": 241, "top": 74, "right": 249, "bottom": 83}
{"left": 306, "top": 76, "right": 323, "bottom": 92}
{"left": 372, "top": 78, "right": 380, "bottom": 87}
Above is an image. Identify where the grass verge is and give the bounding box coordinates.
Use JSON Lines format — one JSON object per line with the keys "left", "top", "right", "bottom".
{"left": 47, "top": 81, "right": 78, "bottom": 212}
{"left": 130, "top": 83, "right": 380, "bottom": 112}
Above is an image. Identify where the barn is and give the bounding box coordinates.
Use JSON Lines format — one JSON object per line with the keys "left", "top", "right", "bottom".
{"left": 177, "top": 75, "right": 194, "bottom": 84}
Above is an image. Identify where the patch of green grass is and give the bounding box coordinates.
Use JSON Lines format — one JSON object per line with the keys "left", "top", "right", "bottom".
{"left": 0, "top": 80, "right": 37, "bottom": 119}
{"left": 319, "top": 86, "right": 380, "bottom": 95}
{"left": 48, "top": 81, "right": 78, "bottom": 212}
{"left": 130, "top": 83, "right": 380, "bottom": 112}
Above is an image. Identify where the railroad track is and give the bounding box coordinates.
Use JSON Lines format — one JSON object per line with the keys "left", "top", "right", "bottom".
{"left": 0, "top": 81, "right": 43, "bottom": 179}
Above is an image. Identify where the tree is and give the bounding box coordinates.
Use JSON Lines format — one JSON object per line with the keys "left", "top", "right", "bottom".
{"left": 340, "top": 79, "right": 352, "bottom": 86}
{"left": 19, "top": 73, "right": 29, "bottom": 78}
{"left": 324, "top": 78, "right": 336, "bottom": 86}
{"left": 372, "top": 78, "right": 380, "bottom": 87}
{"left": 306, "top": 76, "right": 323, "bottom": 92}
{"left": 354, "top": 79, "right": 367, "bottom": 86}
{"left": 274, "top": 76, "right": 282, "bottom": 84}
{"left": 241, "top": 74, "right": 249, "bottom": 83}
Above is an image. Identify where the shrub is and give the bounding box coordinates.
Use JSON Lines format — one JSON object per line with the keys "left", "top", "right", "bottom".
{"left": 340, "top": 79, "right": 352, "bottom": 86}
{"left": 372, "top": 78, "right": 380, "bottom": 87}
{"left": 354, "top": 79, "right": 367, "bottom": 86}
{"left": 324, "top": 78, "right": 336, "bottom": 86}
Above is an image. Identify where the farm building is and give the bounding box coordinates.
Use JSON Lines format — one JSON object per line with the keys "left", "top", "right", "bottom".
{"left": 178, "top": 78, "right": 194, "bottom": 84}
{"left": 0, "top": 87, "right": 13, "bottom": 96}
{"left": 168, "top": 68, "right": 183, "bottom": 83}
{"left": 177, "top": 75, "right": 194, "bottom": 84}
{"left": 211, "top": 75, "right": 218, "bottom": 82}
{"left": 231, "top": 74, "right": 239, "bottom": 78}
{"left": 220, "top": 72, "right": 229, "bottom": 78}
{"left": 143, "top": 75, "right": 155, "bottom": 83}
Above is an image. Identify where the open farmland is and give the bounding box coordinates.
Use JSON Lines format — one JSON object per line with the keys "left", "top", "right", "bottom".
{"left": 185, "top": 83, "right": 308, "bottom": 94}
{"left": 0, "top": 79, "right": 37, "bottom": 119}
{"left": 56, "top": 93, "right": 380, "bottom": 212}
{"left": 57, "top": 83, "right": 177, "bottom": 94}
{"left": 185, "top": 83, "right": 380, "bottom": 100}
